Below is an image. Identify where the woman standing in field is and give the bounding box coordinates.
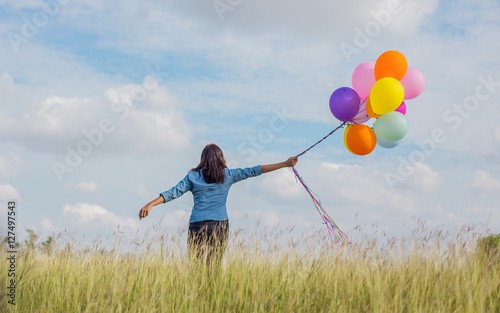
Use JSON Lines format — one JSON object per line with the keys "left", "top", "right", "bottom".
{"left": 138, "top": 144, "right": 298, "bottom": 267}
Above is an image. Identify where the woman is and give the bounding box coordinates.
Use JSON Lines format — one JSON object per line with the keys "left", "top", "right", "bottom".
{"left": 139, "top": 144, "right": 298, "bottom": 267}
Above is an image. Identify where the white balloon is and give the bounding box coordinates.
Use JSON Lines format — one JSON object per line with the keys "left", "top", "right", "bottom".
{"left": 376, "top": 134, "right": 400, "bottom": 149}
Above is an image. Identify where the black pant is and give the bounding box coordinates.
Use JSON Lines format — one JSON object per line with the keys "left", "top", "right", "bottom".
{"left": 188, "top": 220, "right": 229, "bottom": 267}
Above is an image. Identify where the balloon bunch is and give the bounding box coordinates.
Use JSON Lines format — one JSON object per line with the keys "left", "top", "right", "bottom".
{"left": 292, "top": 50, "right": 424, "bottom": 253}
{"left": 330, "top": 50, "right": 426, "bottom": 154}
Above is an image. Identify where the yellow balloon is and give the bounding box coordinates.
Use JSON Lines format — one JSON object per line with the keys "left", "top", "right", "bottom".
{"left": 343, "top": 125, "right": 354, "bottom": 154}
{"left": 369, "top": 77, "right": 405, "bottom": 115}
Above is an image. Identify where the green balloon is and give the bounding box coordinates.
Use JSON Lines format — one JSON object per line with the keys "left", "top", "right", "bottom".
{"left": 373, "top": 111, "right": 409, "bottom": 141}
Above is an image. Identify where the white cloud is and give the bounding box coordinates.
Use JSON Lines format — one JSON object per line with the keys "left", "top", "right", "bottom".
{"left": 0, "top": 95, "right": 105, "bottom": 147}
{"left": 386, "top": 0, "right": 439, "bottom": 35}
{"left": 0, "top": 184, "right": 20, "bottom": 214}
{"left": 4, "top": 0, "right": 438, "bottom": 44}
{"left": 159, "top": 209, "right": 190, "bottom": 228}
{"left": 168, "top": 0, "right": 437, "bottom": 38}
{"left": 283, "top": 214, "right": 314, "bottom": 229}
{"left": 470, "top": 206, "right": 500, "bottom": 230}
{"left": 495, "top": 127, "right": 500, "bottom": 144}
{"left": 246, "top": 210, "right": 280, "bottom": 228}
{"left": 0, "top": 184, "right": 20, "bottom": 201}
{"left": 0, "top": 76, "right": 190, "bottom": 154}
{"left": 255, "top": 169, "right": 302, "bottom": 202}
{"left": 406, "top": 163, "right": 442, "bottom": 192}
{"left": 0, "top": 0, "right": 41, "bottom": 10}
{"left": 440, "top": 206, "right": 500, "bottom": 230}
{"left": 62, "top": 203, "right": 137, "bottom": 231}
{"left": 134, "top": 185, "right": 155, "bottom": 200}
{"left": 67, "top": 181, "right": 98, "bottom": 193}
{"left": 41, "top": 218, "right": 61, "bottom": 233}
{"left": 472, "top": 170, "right": 500, "bottom": 194}
{"left": 0, "top": 72, "right": 21, "bottom": 92}
{"left": 319, "top": 162, "right": 416, "bottom": 215}
{"left": 0, "top": 154, "right": 22, "bottom": 179}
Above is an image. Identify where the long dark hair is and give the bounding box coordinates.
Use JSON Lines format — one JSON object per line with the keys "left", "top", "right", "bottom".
{"left": 191, "top": 144, "right": 227, "bottom": 184}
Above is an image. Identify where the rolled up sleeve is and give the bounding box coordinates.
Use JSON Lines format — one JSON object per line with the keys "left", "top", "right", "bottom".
{"left": 230, "top": 165, "right": 262, "bottom": 184}
{"left": 159, "top": 174, "right": 193, "bottom": 203}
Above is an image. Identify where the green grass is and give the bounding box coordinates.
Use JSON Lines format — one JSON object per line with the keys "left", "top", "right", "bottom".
{"left": 1, "top": 224, "right": 499, "bottom": 312}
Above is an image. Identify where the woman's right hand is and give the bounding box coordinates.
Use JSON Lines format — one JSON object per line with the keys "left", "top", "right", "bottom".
{"left": 285, "top": 157, "right": 298, "bottom": 167}
{"left": 139, "top": 204, "right": 152, "bottom": 220}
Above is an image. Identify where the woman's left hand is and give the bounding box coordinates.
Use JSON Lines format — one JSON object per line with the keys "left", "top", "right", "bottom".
{"left": 284, "top": 157, "right": 298, "bottom": 167}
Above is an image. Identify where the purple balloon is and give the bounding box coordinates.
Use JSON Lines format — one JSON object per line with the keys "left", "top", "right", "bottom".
{"left": 329, "top": 87, "right": 360, "bottom": 122}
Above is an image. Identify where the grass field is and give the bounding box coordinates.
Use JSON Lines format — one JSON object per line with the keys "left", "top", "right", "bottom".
{"left": 1, "top": 223, "right": 499, "bottom": 312}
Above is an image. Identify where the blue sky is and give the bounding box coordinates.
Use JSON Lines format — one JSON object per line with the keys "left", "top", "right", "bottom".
{"left": 0, "top": 0, "right": 499, "bottom": 249}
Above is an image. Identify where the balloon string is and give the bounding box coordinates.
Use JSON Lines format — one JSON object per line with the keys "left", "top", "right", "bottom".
{"left": 292, "top": 167, "right": 349, "bottom": 252}
{"left": 351, "top": 98, "right": 368, "bottom": 124}
{"left": 351, "top": 115, "right": 369, "bottom": 123}
{"left": 295, "top": 122, "right": 347, "bottom": 158}
{"left": 293, "top": 122, "right": 350, "bottom": 252}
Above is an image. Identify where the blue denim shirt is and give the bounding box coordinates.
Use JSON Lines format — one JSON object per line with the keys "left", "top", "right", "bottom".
{"left": 160, "top": 165, "right": 262, "bottom": 223}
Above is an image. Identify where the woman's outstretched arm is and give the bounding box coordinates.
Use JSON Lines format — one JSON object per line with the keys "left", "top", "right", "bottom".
{"left": 139, "top": 196, "right": 164, "bottom": 220}
{"left": 139, "top": 174, "right": 193, "bottom": 220}
{"left": 261, "top": 157, "right": 298, "bottom": 173}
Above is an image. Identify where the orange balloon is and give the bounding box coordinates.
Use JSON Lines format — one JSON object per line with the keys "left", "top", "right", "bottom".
{"left": 365, "top": 98, "right": 381, "bottom": 119}
{"left": 374, "top": 50, "right": 408, "bottom": 81}
{"left": 344, "top": 124, "right": 377, "bottom": 156}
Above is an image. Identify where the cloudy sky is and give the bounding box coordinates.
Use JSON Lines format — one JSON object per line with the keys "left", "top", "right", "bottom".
{"left": 0, "top": 0, "right": 499, "bottom": 249}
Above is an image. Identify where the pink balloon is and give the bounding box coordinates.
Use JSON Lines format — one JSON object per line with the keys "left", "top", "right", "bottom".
{"left": 400, "top": 67, "right": 426, "bottom": 100}
{"left": 395, "top": 101, "right": 406, "bottom": 115}
{"left": 352, "top": 98, "right": 371, "bottom": 124}
{"left": 352, "top": 62, "right": 376, "bottom": 99}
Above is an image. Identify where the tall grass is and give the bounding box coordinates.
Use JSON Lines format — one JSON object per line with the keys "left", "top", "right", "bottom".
{"left": 1, "top": 222, "right": 499, "bottom": 312}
